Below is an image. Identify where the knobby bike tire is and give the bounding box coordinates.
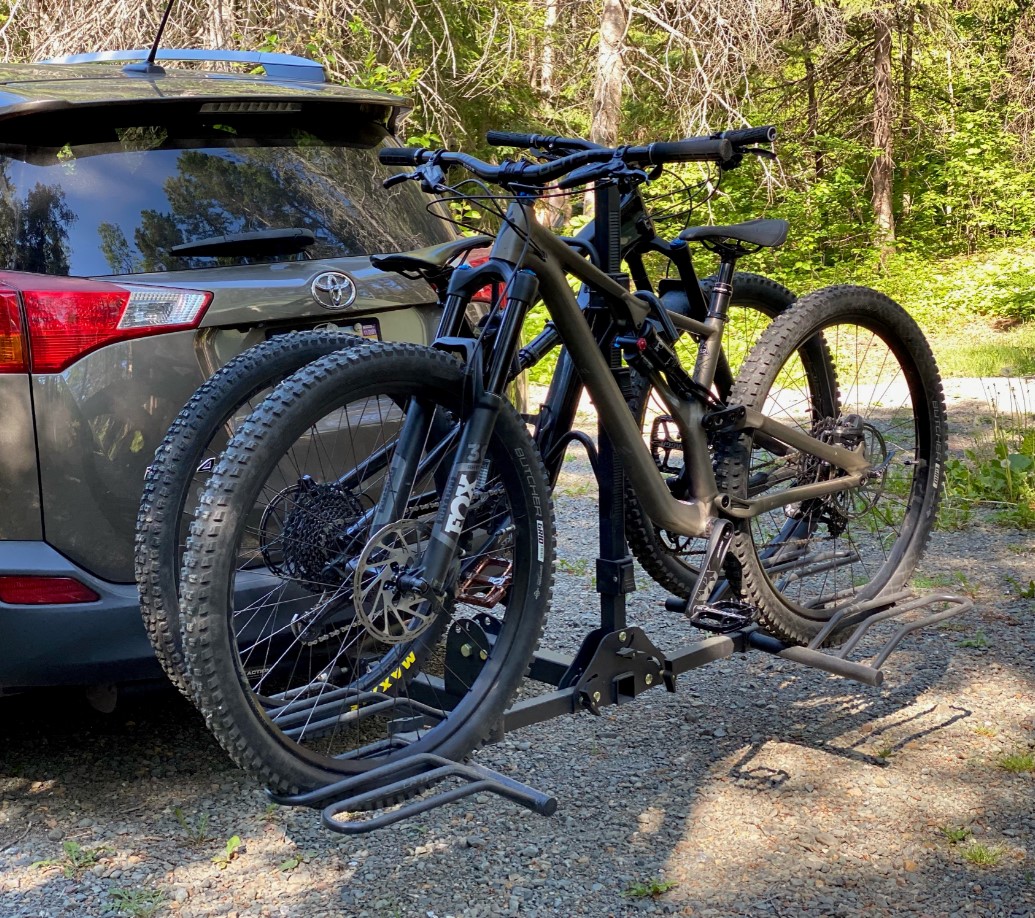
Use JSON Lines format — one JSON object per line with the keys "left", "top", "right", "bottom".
{"left": 716, "top": 285, "right": 947, "bottom": 644}
{"left": 180, "top": 343, "right": 555, "bottom": 795}
{"left": 624, "top": 273, "right": 804, "bottom": 597}
{"left": 134, "top": 331, "right": 365, "bottom": 697}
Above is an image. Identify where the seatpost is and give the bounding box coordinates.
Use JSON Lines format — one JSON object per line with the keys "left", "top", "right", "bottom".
{"left": 692, "top": 249, "right": 739, "bottom": 388}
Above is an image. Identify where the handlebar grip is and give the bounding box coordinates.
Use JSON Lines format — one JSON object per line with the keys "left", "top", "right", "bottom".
{"left": 646, "top": 137, "right": 733, "bottom": 164}
{"left": 486, "top": 130, "right": 539, "bottom": 148}
{"left": 378, "top": 147, "right": 428, "bottom": 166}
{"left": 718, "top": 126, "right": 777, "bottom": 146}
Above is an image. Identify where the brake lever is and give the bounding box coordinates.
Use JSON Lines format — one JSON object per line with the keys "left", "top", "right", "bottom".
{"left": 744, "top": 147, "right": 777, "bottom": 160}
{"left": 382, "top": 163, "right": 449, "bottom": 193}
{"left": 419, "top": 164, "right": 447, "bottom": 193}
{"left": 557, "top": 161, "right": 611, "bottom": 190}
{"left": 558, "top": 157, "right": 648, "bottom": 191}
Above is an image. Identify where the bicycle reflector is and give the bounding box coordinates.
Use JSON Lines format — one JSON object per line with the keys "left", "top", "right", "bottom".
{"left": 0, "top": 274, "right": 211, "bottom": 373}
{"left": 0, "top": 575, "right": 100, "bottom": 604}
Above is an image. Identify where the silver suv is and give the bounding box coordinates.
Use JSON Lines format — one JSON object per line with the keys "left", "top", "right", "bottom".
{"left": 0, "top": 49, "right": 463, "bottom": 692}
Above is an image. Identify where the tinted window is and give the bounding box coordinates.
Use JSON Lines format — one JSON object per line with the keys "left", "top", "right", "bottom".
{"left": 0, "top": 120, "right": 453, "bottom": 276}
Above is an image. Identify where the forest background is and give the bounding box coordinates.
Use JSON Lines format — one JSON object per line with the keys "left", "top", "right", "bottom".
{"left": 2, "top": 0, "right": 1035, "bottom": 524}
{"left": 3, "top": 0, "right": 1035, "bottom": 377}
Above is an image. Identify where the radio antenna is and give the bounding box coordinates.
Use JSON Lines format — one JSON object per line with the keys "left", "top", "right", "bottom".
{"left": 124, "top": 0, "right": 177, "bottom": 74}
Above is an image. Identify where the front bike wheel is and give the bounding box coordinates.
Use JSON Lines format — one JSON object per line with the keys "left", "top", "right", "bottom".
{"left": 135, "top": 331, "right": 364, "bottom": 697}
{"left": 181, "top": 343, "right": 554, "bottom": 794}
{"left": 717, "top": 285, "right": 947, "bottom": 644}
{"left": 625, "top": 272, "right": 801, "bottom": 597}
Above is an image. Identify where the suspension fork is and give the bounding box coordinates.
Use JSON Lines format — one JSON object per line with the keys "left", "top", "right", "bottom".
{"left": 414, "top": 269, "right": 542, "bottom": 594}
{"left": 369, "top": 397, "right": 436, "bottom": 532}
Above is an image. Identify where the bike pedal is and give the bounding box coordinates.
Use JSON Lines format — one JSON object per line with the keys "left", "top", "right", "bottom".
{"left": 689, "top": 600, "right": 756, "bottom": 634}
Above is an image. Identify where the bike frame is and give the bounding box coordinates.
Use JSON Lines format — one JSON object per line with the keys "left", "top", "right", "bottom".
{"left": 375, "top": 197, "right": 871, "bottom": 594}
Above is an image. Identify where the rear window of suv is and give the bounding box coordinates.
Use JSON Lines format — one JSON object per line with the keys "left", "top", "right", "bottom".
{"left": 0, "top": 110, "right": 454, "bottom": 276}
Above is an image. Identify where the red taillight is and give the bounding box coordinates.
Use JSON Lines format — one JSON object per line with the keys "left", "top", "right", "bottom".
{"left": 0, "top": 290, "right": 27, "bottom": 372}
{"left": 0, "top": 575, "right": 100, "bottom": 605}
{"left": 455, "top": 248, "right": 497, "bottom": 304}
{"left": 0, "top": 274, "right": 211, "bottom": 373}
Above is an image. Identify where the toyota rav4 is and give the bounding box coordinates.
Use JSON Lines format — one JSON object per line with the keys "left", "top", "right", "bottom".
{"left": 0, "top": 49, "right": 466, "bottom": 693}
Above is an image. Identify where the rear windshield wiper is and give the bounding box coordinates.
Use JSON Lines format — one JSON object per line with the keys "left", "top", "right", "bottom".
{"left": 171, "top": 228, "right": 316, "bottom": 258}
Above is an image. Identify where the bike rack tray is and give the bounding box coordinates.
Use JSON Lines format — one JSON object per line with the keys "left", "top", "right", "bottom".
{"left": 269, "top": 753, "right": 556, "bottom": 836}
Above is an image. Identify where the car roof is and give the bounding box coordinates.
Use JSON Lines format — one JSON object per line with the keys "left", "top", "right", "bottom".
{"left": 0, "top": 52, "right": 412, "bottom": 131}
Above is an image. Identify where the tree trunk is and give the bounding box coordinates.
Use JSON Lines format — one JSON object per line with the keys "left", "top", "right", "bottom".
{"left": 899, "top": 5, "right": 915, "bottom": 219}
{"left": 538, "top": 0, "right": 571, "bottom": 228}
{"left": 585, "top": 0, "right": 627, "bottom": 216}
{"left": 804, "top": 52, "right": 823, "bottom": 179}
{"left": 542, "top": 0, "right": 559, "bottom": 97}
{"left": 207, "top": 0, "right": 235, "bottom": 49}
{"left": 590, "top": 0, "right": 627, "bottom": 146}
{"left": 871, "top": 8, "right": 896, "bottom": 257}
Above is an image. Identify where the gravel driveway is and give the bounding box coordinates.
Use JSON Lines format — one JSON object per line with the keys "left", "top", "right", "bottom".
{"left": 2, "top": 385, "right": 1034, "bottom": 918}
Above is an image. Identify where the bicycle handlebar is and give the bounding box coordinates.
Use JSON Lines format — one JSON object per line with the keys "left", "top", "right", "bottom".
{"left": 379, "top": 147, "right": 434, "bottom": 166}
{"left": 486, "top": 126, "right": 777, "bottom": 158}
{"left": 484, "top": 130, "right": 604, "bottom": 153}
{"left": 715, "top": 126, "right": 777, "bottom": 145}
{"left": 378, "top": 138, "right": 734, "bottom": 187}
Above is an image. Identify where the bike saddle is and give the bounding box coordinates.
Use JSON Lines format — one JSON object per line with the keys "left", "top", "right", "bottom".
{"left": 679, "top": 218, "right": 788, "bottom": 249}
{"left": 370, "top": 235, "right": 493, "bottom": 278}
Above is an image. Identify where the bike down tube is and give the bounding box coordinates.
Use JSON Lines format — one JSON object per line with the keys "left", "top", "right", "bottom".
{"left": 492, "top": 204, "right": 715, "bottom": 539}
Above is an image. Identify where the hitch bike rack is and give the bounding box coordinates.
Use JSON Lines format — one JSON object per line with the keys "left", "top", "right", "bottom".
{"left": 271, "top": 182, "right": 971, "bottom": 834}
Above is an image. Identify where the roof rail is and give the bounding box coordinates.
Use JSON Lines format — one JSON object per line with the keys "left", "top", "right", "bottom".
{"left": 42, "top": 49, "right": 326, "bottom": 83}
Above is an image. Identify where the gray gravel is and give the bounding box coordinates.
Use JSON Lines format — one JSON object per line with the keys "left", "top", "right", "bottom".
{"left": 2, "top": 390, "right": 1034, "bottom": 918}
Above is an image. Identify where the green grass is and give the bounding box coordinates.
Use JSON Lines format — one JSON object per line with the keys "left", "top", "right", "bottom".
{"left": 32, "top": 841, "right": 113, "bottom": 878}
{"left": 940, "top": 824, "right": 973, "bottom": 844}
{"left": 106, "top": 888, "right": 167, "bottom": 918}
{"left": 624, "top": 877, "right": 678, "bottom": 899}
{"left": 818, "top": 244, "right": 1035, "bottom": 359}
{"left": 1006, "top": 575, "right": 1035, "bottom": 599}
{"left": 768, "top": 243, "right": 1035, "bottom": 378}
{"left": 997, "top": 751, "right": 1035, "bottom": 773}
{"left": 558, "top": 558, "right": 590, "bottom": 576}
{"left": 927, "top": 322, "right": 1035, "bottom": 378}
{"left": 962, "top": 841, "right": 1007, "bottom": 867}
{"left": 959, "top": 631, "right": 990, "bottom": 649}
{"left": 212, "top": 835, "right": 242, "bottom": 870}
{"left": 173, "top": 806, "right": 211, "bottom": 845}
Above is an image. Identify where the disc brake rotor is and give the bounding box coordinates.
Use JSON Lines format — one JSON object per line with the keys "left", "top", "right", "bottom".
{"left": 353, "top": 520, "right": 438, "bottom": 645}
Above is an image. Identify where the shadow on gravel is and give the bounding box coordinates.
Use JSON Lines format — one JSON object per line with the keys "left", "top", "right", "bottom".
{"left": 728, "top": 701, "right": 974, "bottom": 784}
{"left": 0, "top": 683, "right": 237, "bottom": 842}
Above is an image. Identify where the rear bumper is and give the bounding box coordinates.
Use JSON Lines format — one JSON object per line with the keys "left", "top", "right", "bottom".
{"left": 0, "top": 541, "right": 158, "bottom": 689}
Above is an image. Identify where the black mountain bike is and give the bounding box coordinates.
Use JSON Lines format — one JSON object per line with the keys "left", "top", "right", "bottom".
{"left": 177, "top": 130, "right": 946, "bottom": 795}
{"left": 135, "top": 133, "right": 796, "bottom": 696}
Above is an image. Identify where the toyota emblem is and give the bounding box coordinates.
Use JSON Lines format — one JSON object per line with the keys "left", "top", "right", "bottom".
{"left": 311, "top": 271, "right": 357, "bottom": 310}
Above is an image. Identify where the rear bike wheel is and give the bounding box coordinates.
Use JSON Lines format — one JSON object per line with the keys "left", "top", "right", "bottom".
{"left": 181, "top": 343, "right": 554, "bottom": 794}
{"left": 135, "top": 331, "right": 364, "bottom": 697}
{"left": 626, "top": 273, "right": 808, "bottom": 596}
{"left": 717, "top": 285, "right": 947, "bottom": 644}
